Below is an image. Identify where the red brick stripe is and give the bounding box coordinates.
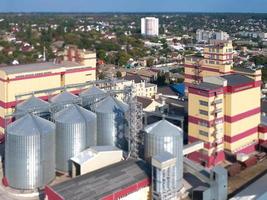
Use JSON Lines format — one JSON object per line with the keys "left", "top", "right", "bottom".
{"left": 224, "top": 107, "right": 260, "bottom": 123}
{"left": 0, "top": 67, "right": 96, "bottom": 82}
{"left": 188, "top": 115, "right": 224, "bottom": 127}
{"left": 224, "top": 127, "right": 258, "bottom": 143}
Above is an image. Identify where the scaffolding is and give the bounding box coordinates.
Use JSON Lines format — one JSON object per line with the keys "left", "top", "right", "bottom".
{"left": 211, "top": 92, "right": 223, "bottom": 165}
{"left": 125, "top": 96, "right": 143, "bottom": 159}
{"left": 193, "top": 61, "right": 202, "bottom": 85}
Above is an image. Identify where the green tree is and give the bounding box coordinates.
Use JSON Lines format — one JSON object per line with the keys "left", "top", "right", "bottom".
{"left": 97, "top": 49, "right": 106, "bottom": 60}
{"left": 116, "top": 71, "right": 122, "bottom": 78}
{"left": 117, "top": 51, "right": 130, "bottom": 66}
{"left": 147, "top": 58, "right": 154, "bottom": 67}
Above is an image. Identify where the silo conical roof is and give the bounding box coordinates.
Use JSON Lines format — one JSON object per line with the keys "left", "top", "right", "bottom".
{"left": 50, "top": 91, "right": 77, "bottom": 103}
{"left": 95, "top": 96, "right": 129, "bottom": 113}
{"left": 80, "top": 86, "right": 106, "bottom": 97}
{"left": 16, "top": 96, "right": 49, "bottom": 111}
{"left": 145, "top": 119, "right": 183, "bottom": 136}
{"left": 54, "top": 104, "right": 96, "bottom": 124}
{"left": 7, "top": 114, "right": 55, "bottom": 136}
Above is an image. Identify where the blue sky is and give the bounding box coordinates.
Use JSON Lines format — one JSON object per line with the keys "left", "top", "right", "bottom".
{"left": 1, "top": 0, "right": 267, "bottom": 13}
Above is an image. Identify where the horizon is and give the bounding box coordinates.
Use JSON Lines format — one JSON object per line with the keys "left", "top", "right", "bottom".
{"left": 0, "top": 0, "right": 267, "bottom": 13}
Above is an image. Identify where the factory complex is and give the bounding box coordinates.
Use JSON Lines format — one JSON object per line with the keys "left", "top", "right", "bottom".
{"left": 0, "top": 41, "right": 267, "bottom": 200}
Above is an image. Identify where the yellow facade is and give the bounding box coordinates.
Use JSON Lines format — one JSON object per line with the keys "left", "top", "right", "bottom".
{"left": 224, "top": 133, "right": 258, "bottom": 153}
{"left": 185, "top": 40, "right": 233, "bottom": 86}
{"left": 0, "top": 49, "right": 96, "bottom": 133}
{"left": 224, "top": 87, "right": 260, "bottom": 116}
{"left": 188, "top": 73, "right": 261, "bottom": 160}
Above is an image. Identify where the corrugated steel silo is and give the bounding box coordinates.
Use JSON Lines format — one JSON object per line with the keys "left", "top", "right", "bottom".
{"left": 95, "top": 96, "right": 129, "bottom": 150}
{"left": 144, "top": 119, "right": 183, "bottom": 190}
{"left": 49, "top": 91, "right": 78, "bottom": 113}
{"left": 54, "top": 104, "right": 96, "bottom": 172}
{"left": 15, "top": 96, "right": 50, "bottom": 119}
{"left": 5, "top": 114, "right": 55, "bottom": 190}
{"left": 80, "top": 86, "right": 106, "bottom": 110}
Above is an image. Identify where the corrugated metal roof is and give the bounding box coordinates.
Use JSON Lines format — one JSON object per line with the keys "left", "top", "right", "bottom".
{"left": 54, "top": 104, "right": 96, "bottom": 123}
{"left": 70, "top": 146, "right": 121, "bottom": 165}
{"left": 80, "top": 86, "right": 106, "bottom": 97}
{"left": 95, "top": 96, "right": 129, "bottom": 113}
{"left": 16, "top": 96, "right": 49, "bottom": 111}
{"left": 50, "top": 159, "right": 150, "bottom": 200}
{"left": 50, "top": 91, "right": 78, "bottom": 103}
{"left": 7, "top": 114, "right": 55, "bottom": 136}
{"left": 145, "top": 119, "right": 183, "bottom": 136}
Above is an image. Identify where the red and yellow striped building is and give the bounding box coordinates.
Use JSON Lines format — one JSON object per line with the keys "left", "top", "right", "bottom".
{"left": 184, "top": 40, "right": 233, "bottom": 92}
{"left": 188, "top": 74, "right": 262, "bottom": 167}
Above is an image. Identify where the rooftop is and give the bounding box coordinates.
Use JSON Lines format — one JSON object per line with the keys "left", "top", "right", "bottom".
{"left": 70, "top": 146, "right": 121, "bottom": 165}
{"left": 137, "top": 96, "right": 153, "bottom": 108}
{"left": 191, "top": 82, "right": 222, "bottom": 91}
{"left": 50, "top": 159, "right": 150, "bottom": 200}
{"left": 0, "top": 61, "right": 83, "bottom": 75}
{"left": 124, "top": 74, "right": 144, "bottom": 83}
{"left": 233, "top": 66, "right": 257, "bottom": 73}
{"left": 221, "top": 74, "right": 254, "bottom": 86}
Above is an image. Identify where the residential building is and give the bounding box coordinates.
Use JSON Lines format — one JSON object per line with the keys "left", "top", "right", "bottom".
{"left": 112, "top": 75, "right": 157, "bottom": 100}
{"left": 141, "top": 17, "right": 159, "bottom": 37}
{"left": 137, "top": 96, "right": 163, "bottom": 112}
{"left": 188, "top": 74, "right": 262, "bottom": 167}
{"left": 196, "top": 29, "right": 229, "bottom": 43}
{"left": 0, "top": 47, "right": 96, "bottom": 133}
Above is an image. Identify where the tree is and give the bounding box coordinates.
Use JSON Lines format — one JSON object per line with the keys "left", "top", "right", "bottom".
{"left": 117, "top": 51, "right": 130, "bottom": 66}
{"left": 97, "top": 49, "right": 106, "bottom": 61}
{"left": 116, "top": 71, "right": 122, "bottom": 78}
{"left": 146, "top": 58, "right": 154, "bottom": 67}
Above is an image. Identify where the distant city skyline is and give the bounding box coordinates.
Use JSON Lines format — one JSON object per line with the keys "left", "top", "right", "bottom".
{"left": 0, "top": 0, "right": 267, "bottom": 13}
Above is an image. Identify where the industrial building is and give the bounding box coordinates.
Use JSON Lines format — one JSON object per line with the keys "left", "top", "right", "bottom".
{"left": 1, "top": 76, "right": 228, "bottom": 200}
{"left": 184, "top": 40, "right": 234, "bottom": 90}
{"left": 5, "top": 114, "right": 55, "bottom": 190}
{"left": 188, "top": 74, "right": 262, "bottom": 167}
{"left": 45, "top": 159, "right": 151, "bottom": 200}
{"left": 70, "top": 146, "right": 123, "bottom": 177}
{"left": 0, "top": 45, "right": 96, "bottom": 133}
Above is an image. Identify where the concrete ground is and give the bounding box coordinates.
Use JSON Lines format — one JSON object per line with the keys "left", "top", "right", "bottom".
{"left": 230, "top": 173, "right": 267, "bottom": 200}
{"left": 228, "top": 158, "right": 267, "bottom": 198}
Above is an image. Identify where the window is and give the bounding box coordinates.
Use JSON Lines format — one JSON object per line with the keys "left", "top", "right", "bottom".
{"left": 199, "top": 100, "right": 209, "bottom": 106}
{"left": 213, "top": 99, "right": 223, "bottom": 104}
{"left": 199, "top": 130, "right": 209, "bottom": 137}
{"left": 199, "top": 109, "right": 208, "bottom": 116}
{"left": 199, "top": 120, "right": 208, "bottom": 127}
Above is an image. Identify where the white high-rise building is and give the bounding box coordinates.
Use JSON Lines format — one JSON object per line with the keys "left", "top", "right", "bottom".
{"left": 141, "top": 17, "right": 159, "bottom": 36}
{"left": 196, "top": 29, "right": 229, "bottom": 43}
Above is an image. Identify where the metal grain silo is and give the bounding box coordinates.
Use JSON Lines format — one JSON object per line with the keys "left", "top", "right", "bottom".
{"left": 95, "top": 96, "right": 129, "bottom": 150}
{"left": 49, "top": 91, "right": 79, "bottom": 113}
{"left": 15, "top": 96, "right": 50, "bottom": 120}
{"left": 80, "top": 86, "right": 106, "bottom": 110}
{"left": 5, "top": 114, "right": 55, "bottom": 190}
{"left": 144, "top": 119, "right": 183, "bottom": 190}
{"left": 54, "top": 104, "right": 96, "bottom": 172}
